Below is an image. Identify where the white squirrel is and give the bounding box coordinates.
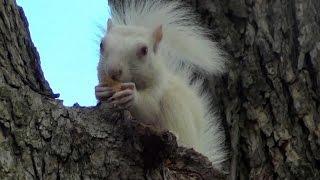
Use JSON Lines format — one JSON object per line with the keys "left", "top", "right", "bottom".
{"left": 95, "top": 0, "right": 227, "bottom": 170}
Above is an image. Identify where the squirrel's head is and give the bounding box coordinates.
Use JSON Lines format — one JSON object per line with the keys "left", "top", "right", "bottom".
{"left": 100, "top": 19, "right": 163, "bottom": 90}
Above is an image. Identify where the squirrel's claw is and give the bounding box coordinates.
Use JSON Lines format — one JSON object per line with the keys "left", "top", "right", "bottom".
{"left": 102, "top": 82, "right": 137, "bottom": 111}
{"left": 109, "top": 88, "right": 136, "bottom": 110}
{"left": 95, "top": 85, "right": 115, "bottom": 101}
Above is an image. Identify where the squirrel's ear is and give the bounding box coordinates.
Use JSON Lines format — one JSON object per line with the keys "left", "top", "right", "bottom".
{"left": 152, "top": 25, "right": 163, "bottom": 53}
{"left": 107, "top": 19, "right": 113, "bottom": 32}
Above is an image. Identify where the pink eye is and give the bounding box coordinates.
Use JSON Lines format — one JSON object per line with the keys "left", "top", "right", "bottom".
{"left": 141, "top": 46, "right": 148, "bottom": 56}
{"left": 137, "top": 45, "right": 148, "bottom": 58}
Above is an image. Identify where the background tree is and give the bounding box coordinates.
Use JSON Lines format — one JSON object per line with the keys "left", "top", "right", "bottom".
{"left": 0, "top": 0, "right": 319, "bottom": 179}
{"left": 195, "top": 0, "right": 320, "bottom": 179}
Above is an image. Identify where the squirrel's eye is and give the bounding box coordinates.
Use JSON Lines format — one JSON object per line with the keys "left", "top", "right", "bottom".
{"left": 141, "top": 46, "right": 148, "bottom": 56}
{"left": 137, "top": 46, "right": 148, "bottom": 58}
{"left": 100, "top": 40, "right": 104, "bottom": 53}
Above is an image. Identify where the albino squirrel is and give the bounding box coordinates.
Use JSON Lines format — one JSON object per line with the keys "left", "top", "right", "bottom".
{"left": 95, "top": 0, "right": 227, "bottom": 170}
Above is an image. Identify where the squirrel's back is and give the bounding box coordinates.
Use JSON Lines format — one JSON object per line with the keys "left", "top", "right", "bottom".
{"left": 158, "top": 71, "right": 226, "bottom": 169}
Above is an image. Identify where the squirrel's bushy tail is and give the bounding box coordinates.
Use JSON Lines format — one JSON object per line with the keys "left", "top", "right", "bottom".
{"left": 110, "top": 0, "right": 227, "bottom": 170}
{"left": 110, "top": 0, "right": 226, "bottom": 75}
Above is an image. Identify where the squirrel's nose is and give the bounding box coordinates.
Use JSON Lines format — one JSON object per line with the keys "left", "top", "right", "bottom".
{"left": 107, "top": 67, "right": 122, "bottom": 80}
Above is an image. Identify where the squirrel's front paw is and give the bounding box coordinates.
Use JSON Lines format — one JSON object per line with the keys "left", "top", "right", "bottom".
{"left": 108, "top": 82, "right": 137, "bottom": 110}
{"left": 95, "top": 84, "right": 115, "bottom": 101}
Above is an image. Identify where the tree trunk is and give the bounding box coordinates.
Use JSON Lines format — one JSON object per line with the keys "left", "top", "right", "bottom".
{"left": 189, "top": 0, "right": 320, "bottom": 179}
{"left": 1, "top": 0, "right": 319, "bottom": 180}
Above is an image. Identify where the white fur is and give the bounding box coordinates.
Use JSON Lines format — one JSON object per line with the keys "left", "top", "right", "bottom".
{"left": 110, "top": 0, "right": 225, "bottom": 74}
{"left": 108, "top": 0, "right": 227, "bottom": 169}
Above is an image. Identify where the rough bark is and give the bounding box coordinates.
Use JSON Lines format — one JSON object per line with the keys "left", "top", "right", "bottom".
{"left": 187, "top": 0, "right": 320, "bottom": 179}
{"left": 1, "top": 0, "right": 320, "bottom": 179}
